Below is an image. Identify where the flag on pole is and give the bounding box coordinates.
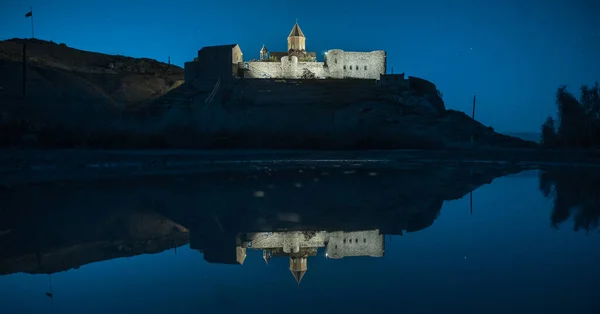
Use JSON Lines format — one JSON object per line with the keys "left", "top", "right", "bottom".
{"left": 25, "top": 10, "right": 32, "bottom": 18}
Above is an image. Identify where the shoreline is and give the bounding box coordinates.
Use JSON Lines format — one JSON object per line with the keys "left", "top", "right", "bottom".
{"left": 1, "top": 148, "right": 599, "bottom": 187}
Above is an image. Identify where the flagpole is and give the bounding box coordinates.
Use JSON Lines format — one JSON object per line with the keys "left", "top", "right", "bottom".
{"left": 30, "top": 7, "right": 35, "bottom": 39}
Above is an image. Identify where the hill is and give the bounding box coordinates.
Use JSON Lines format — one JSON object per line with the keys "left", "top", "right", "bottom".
{"left": 0, "top": 38, "right": 534, "bottom": 149}
{"left": 0, "top": 38, "right": 183, "bottom": 107}
{"left": 504, "top": 132, "right": 541, "bottom": 143}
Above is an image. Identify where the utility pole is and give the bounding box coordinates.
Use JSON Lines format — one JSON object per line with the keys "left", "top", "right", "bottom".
{"left": 471, "top": 94, "right": 476, "bottom": 146}
{"left": 22, "top": 43, "right": 27, "bottom": 99}
{"left": 472, "top": 94, "right": 476, "bottom": 119}
{"left": 470, "top": 191, "right": 473, "bottom": 215}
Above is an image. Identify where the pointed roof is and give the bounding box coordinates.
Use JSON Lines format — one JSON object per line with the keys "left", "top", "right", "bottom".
{"left": 291, "top": 270, "right": 306, "bottom": 283}
{"left": 260, "top": 44, "right": 268, "bottom": 53}
{"left": 289, "top": 255, "right": 307, "bottom": 284}
{"left": 288, "top": 22, "right": 305, "bottom": 38}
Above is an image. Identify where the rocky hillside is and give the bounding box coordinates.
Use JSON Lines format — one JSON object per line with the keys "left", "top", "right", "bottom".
{"left": 0, "top": 38, "right": 183, "bottom": 143}
{"left": 151, "top": 77, "right": 534, "bottom": 149}
{"left": 0, "top": 38, "right": 534, "bottom": 149}
{"left": 0, "top": 38, "right": 183, "bottom": 106}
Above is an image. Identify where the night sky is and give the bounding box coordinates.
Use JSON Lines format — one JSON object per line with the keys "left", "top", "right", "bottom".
{"left": 1, "top": 0, "right": 599, "bottom": 133}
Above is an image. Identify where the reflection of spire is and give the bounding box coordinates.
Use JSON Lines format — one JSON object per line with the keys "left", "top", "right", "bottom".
{"left": 263, "top": 250, "right": 271, "bottom": 264}
{"left": 291, "top": 269, "right": 306, "bottom": 283}
{"left": 289, "top": 256, "right": 307, "bottom": 284}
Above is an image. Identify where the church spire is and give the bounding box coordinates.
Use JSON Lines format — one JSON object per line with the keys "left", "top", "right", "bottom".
{"left": 288, "top": 21, "right": 305, "bottom": 38}
{"left": 260, "top": 44, "right": 269, "bottom": 61}
{"left": 287, "top": 21, "right": 306, "bottom": 51}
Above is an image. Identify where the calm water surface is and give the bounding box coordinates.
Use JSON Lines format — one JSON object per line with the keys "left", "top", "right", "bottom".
{"left": 0, "top": 162, "right": 599, "bottom": 314}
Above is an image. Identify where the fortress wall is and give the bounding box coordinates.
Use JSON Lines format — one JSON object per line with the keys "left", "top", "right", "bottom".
{"left": 242, "top": 59, "right": 326, "bottom": 79}
{"left": 280, "top": 56, "right": 298, "bottom": 78}
{"left": 244, "top": 61, "right": 282, "bottom": 78}
{"left": 298, "top": 62, "right": 326, "bottom": 78}
{"left": 325, "top": 230, "right": 384, "bottom": 259}
{"left": 246, "top": 232, "right": 327, "bottom": 249}
{"left": 325, "top": 50, "right": 386, "bottom": 79}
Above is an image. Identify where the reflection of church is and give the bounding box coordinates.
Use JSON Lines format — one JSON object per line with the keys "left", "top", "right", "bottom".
{"left": 191, "top": 229, "right": 384, "bottom": 284}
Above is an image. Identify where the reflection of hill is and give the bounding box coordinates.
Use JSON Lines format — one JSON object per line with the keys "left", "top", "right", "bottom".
{"left": 539, "top": 168, "right": 600, "bottom": 231}
{"left": 0, "top": 184, "right": 189, "bottom": 275}
{"left": 0, "top": 162, "right": 528, "bottom": 275}
{"left": 164, "top": 163, "right": 526, "bottom": 235}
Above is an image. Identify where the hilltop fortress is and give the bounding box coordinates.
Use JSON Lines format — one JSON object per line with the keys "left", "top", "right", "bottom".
{"left": 184, "top": 21, "right": 393, "bottom": 86}
{"left": 244, "top": 22, "right": 387, "bottom": 80}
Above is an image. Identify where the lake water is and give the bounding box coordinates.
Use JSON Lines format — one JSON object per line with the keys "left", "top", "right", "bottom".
{"left": 0, "top": 162, "right": 599, "bottom": 314}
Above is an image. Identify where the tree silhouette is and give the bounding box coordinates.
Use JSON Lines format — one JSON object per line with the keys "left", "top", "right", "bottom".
{"left": 541, "top": 117, "right": 557, "bottom": 147}
{"left": 538, "top": 169, "right": 600, "bottom": 232}
{"left": 541, "top": 82, "right": 600, "bottom": 148}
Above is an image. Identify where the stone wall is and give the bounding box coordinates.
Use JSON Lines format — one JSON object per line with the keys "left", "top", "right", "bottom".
{"left": 231, "top": 45, "right": 243, "bottom": 64}
{"left": 325, "top": 49, "right": 386, "bottom": 79}
{"left": 300, "top": 61, "right": 327, "bottom": 78}
{"left": 242, "top": 49, "right": 385, "bottom": 79}
{"left": 243, "top": 61, "right": 282, "bottom": 78}
{"left": 325, "top": 230, "right": 384, "bottom": 259}
{"left": 189, "top": 47, "right": 236, "bottom": 89}
{"left": 242, "top": 57, "right": 327, "bottom": 79}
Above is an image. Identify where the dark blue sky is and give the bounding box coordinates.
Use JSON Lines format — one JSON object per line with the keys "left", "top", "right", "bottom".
{"left": 1, "top": 0, "right": 598, "bottom": 132}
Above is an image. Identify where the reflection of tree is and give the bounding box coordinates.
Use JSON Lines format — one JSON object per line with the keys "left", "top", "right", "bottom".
{"left": 539, "top": 169, "right": 600, "bottom": 231}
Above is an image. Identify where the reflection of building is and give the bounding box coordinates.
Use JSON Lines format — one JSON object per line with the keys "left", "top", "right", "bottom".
{"left": 324, "top": 230, "right": 384, "bottom": 259}
{"left": 192, "top": 229, "right": 384, "bottom": 284}
{"left": 246, "top": 230, "right": 384, "bottom": 283}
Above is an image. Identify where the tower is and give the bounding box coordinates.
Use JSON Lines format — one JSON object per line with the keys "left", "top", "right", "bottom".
{"left": 287, "top": 21, "right": 306, "bottom": 52}
{"left": 263, "top": 250, "right": 271, "bottom": 264}
{"left": 289, "top": 255, "right": 307, "bottom": 284}
{"left": 260, "top": 44, "right": 269, "bottom": 61}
